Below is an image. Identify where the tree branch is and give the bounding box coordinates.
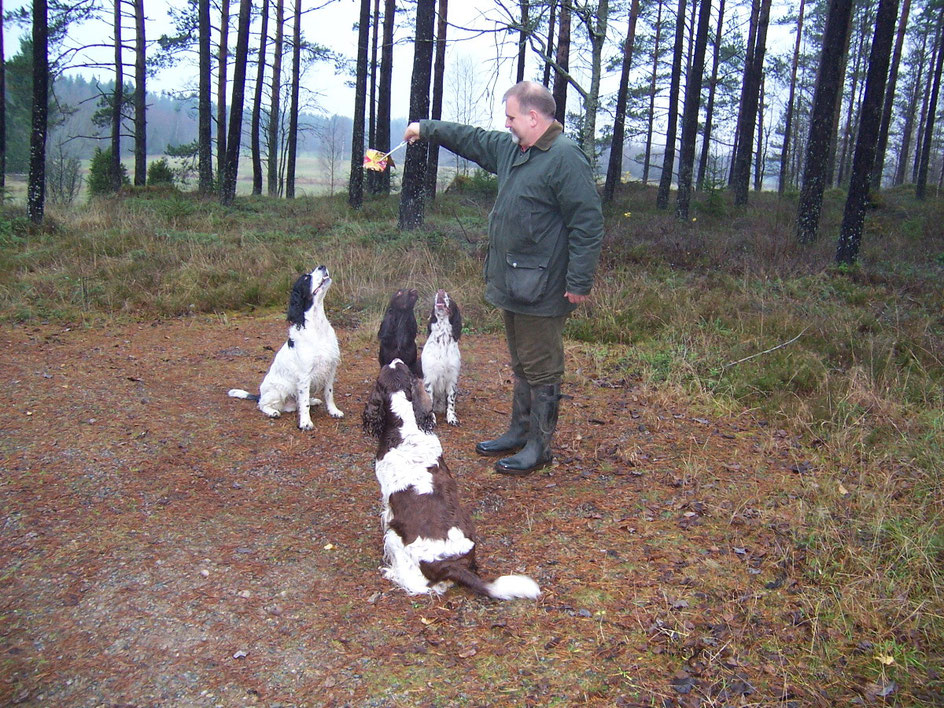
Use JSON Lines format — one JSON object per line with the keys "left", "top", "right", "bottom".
{"left": 722, "top": 327, "right": 810, "bottom": 370}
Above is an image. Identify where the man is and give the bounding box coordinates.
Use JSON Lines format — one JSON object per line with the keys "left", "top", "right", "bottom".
{"left": 403, "top": 81, "right": 604, "bottom": 476}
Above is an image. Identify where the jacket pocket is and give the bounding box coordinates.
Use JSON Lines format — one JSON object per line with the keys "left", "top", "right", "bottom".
{"left": 505, "top": 252, "right": 550, "bottom": 305}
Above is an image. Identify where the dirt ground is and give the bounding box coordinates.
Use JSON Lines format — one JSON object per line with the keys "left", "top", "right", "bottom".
{"left": 1, "top": 313, "right": 850, "bottom": 706}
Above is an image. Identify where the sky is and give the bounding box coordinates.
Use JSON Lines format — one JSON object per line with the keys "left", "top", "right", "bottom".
{"left": 4, "top": 0, "right": 527, "bottom": 130}
{"left": 3, "top": 0, "right": 796, "bottom": 140}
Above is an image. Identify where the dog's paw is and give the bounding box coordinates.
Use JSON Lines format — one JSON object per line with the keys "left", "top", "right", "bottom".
{"left": 298, "top": 419, "right": 314, "bottom": 430}
{"left": 262, "top": 408, "right": 281, "bottom": 418}
{"left": 446, "top": 413, "right": 459, "bottom": 426}
{"left": 328, "top": 408, "right": 345, "bottom": 419}
{"left": 310, "top": 398, "right": 323, "bottom": 407}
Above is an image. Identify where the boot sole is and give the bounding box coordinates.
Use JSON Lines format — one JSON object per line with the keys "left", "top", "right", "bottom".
{"left": 494, "top": 457, "right": 552, "bottom": 476}
{"left": 476, "top": 444, "right": 525, "bottom": 457}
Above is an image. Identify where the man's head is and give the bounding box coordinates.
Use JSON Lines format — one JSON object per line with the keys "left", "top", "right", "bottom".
{"left": 503, "top": 81, "right": 557, "bottom": 149}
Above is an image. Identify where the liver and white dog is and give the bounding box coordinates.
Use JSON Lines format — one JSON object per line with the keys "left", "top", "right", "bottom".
{"left": 362, "top": 359, "right": 540, "bottom": 600}
{"left": 228, "top": 266, "right": 343, "bottom": 429}
{"left": 421, "top": 289, "right": 462, "bottom": 426}
{"left": 378, "top": 288, "right": 423, "bottom": 379}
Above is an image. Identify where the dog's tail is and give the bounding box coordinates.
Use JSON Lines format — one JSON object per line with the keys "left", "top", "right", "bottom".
{"left": 227, "top": 388, "right": 260, "bottom": 402}
{"left": 445, "top": 565, "right": 541, "bottom": 601}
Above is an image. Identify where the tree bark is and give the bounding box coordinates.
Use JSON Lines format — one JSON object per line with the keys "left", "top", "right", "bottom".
{"left": 912, "top": 34, "right": 937, "bottom": 183}
{"left": 111, "top": 0, "right": 123, "bottom": 192}
{"left": 542, "top": 0, "right": 557, "bottom": 86}
{"left": 133, "top": 0, "right": 146, "bottom": 186}
{"left": 656, "top": 0, "right": 687, "bottom": 209}
{"left": 915, "top": 13, "right": 944, "bottom": 200}
{"left": 220, "top": 0, "right": 252, "bottom": 206}
{"left": 198, "top": 0, "right": 213, "bottom": 192}
{"left": 424, "top": 0, "right": 448, "bottom": 201}
{"left": 870, "top": 0, "right": 910, "bottom": 189}
{"left": 267, "top": 0, "right": 283, "bottom": 196}
{"left": 602, "top": 0, "right": 640, "bottom": 204}
{"left": 696, "top": 0, "right": 724, "bottom": 190}
{"left": 837, "top": 8, "right": 870, "bottom": 188}
{"left": 778, "top": 0, "right": 804, "bottom": 194}
{"left": 217, "top": 0, "right": 229, "bottom": 179}
{"left": 285, "top": 0, "right": 301, "bottom": 198}
{"left": 796, "top": 0, "right": 854, "bottom": 243}
{"left": 349, "top": 0, "right": 373, "bottom": 209}
{"left": 28, "top": 0, "right": 48, "bottom": 223}
{"left": 730, "top": 0, "right": 771, "bottom": 205}
{"left": 643, "top": 0, "right": 663, "bottom": 185}
{"left": 728, "top": 0, "right": 759, "bottom": 184}
{"left": 575, "top": 0, "right": 608, "bottom": 165}
{"left": 517, "top": 0, "right": 529, "bottom": 83}
{"left": 675, "top": 0, "right": 711, "bottom": 218}
{"left": 893, "top": 25, "right": 927, "bottom": 185}
{"left": 836, "top": 0, "right": 900, "bottom": 264}
{"left": 754, "top": 74, "right": 765, "bottom": 191}
{"left": 0, "top": 0, "right": 6, "bottom": 198}
{"left": 551, "top": 0, "right": 571, "bottom": 125}
{"left": 398, "top": 0, "right": 435, "bottom": 230}
{"left": 251, "top": 0, "right": 269, "bottom": 196}
{"left": 374, "top": 0, "right": 395, "bottom": 195}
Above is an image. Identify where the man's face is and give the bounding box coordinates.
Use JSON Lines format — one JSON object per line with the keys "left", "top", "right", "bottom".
{"left": 504, "top": 96, "right": 532, "bottom": 147}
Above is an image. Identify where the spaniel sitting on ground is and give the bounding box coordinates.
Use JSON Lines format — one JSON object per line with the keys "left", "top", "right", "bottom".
{"left": 378, "top": 288, "right": 423, "bottom": 379}
{"left": 421, "top": 289, "right": 462, "bottom": 426}
{"left": 228, "top": 266, "right": 343, "bottom": 429}
{"left": 362, "top": 359, "right": 540, "bottom": 600}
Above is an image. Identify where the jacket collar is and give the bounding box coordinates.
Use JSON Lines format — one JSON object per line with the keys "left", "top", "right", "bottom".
{"left": 532, "top": 120, "right": 563, "bottom": 151}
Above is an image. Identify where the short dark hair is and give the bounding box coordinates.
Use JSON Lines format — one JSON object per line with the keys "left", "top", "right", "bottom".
{"left": 503, "top": 81, "right": 556, "bottom": 119}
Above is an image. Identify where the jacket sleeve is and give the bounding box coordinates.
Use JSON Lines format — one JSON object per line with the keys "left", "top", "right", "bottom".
{"left": 550, "top": 144, "right": 604, "bottom": 296}
{"left": 420, "top": 120, "right": 505, "bottom": 174}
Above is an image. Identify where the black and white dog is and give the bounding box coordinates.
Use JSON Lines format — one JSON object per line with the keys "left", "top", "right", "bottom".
{"left": 421, "top": 289, "right": 462, "bottom": 426}
{"left": 362, "top": 359, "right": 540, "bottom": 600}
{"left": 228, "top": 266, "right": 343, "bottom": 429}
{"left": 378, "top": 288, "right": 423, "bottom": 379}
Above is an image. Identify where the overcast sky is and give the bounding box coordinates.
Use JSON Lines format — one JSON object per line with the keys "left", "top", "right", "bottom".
{"left": 4, "top": 0, "right": 528, "bottom": 129}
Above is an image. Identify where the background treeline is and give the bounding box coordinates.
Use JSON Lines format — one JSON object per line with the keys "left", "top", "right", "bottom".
{"left": 3, "top": 0, "right": 944, "bottom": 262}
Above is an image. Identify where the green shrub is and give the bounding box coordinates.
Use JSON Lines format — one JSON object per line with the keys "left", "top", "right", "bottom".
{"left": 147, "top": 158, "right": 176, "bottom": 187}
{"left": 87, "top": 147, "right": 129, "bottom": 198}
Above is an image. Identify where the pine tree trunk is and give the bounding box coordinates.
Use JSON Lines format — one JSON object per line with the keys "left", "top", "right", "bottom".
{"left": 552, "top": 0, "right": 571, "bottom": 125}
{"left": 543, "top": 0, "right": 557, "bottom": 86}
{"left": 578, "top": 0, "right": 609, "bottom": 166}
{"left": 517, "top": 1, "right": 528, "bottom": 83}
{"left": 398, "top": 0, "right": 435, "bottom": 230}
{"left": 837, "top": 9, "right": 870, "bottom": 188}
{"left": 0, "top": 0, "right": 6, "bottom": 199}
{"left": 894, "top": 29, "right": 928, "bottom": 185}
{"left": 251, "top": 0, "right": 269, "bottom": 196}
{"left": 911, "top": 37, "right": 935, "bottom": 183}
{"left": 267, "top": 0, "right": 283, "bottom": 197}
{"left": 729, "top": 0, "right": 759, "bottom": 184}
{"left": 285, "top": 0, "right": 301, "bottom": 198}
{"left": 375, "top": 0, "right": 395, "bottom": 195}
{"left": 696, "top": 0, "right": 724, "bottom": 190}
{"left": 28, "top": 0, "right": 48, "bottom": 223}
{"left": 915, "top": 14, "right": 944, "bottom": 200}
{"left": 730, "top": 0, "right": 771, "bottom": 205}
{"left": 778, "top": 0, "right": 804, "bottom": 194}
{"left": 602, "top": 0, "right": 640, "bottom": 204}
{"left": 870, "top": 0, "right": 911, "bottom": 189}
{"left": 424, "top": 0, "right": 448, "bottom": 201}
{"left": 220, "top": 0, "right": 252, "bottom": 206}
{"left": 753, "top": 74, "right": 765, "bottom": 191}
{"left": 656, "top": 0, "right": 687, "bottom": 209}
{"left": 217, "top": 0, "right": 229, "bottom": 179}
{"left": 643, "top": 0, "right": 663, "bottom": 185}
{"left": 796, "top": 0, "right": 853, "bottom": 243}
{"left": 133, "top": 0, "right": 146, "bottom": 186}
{"left": 836, "top": 0, "right": 900, "bottom": 264}
{"left": 111, "top": 0, "right": 123, "bottom": 192}
{"left": 348, "top": 0, "right": 372, "bottom": 209}
{"left": 369, "top": 0, "right": 380, "bottom": 149}
{"left": 824, "top": 16, "right": 853, "bottom": 188}
{"left": 198, "top": 0, "right": 213, "bottom": 192}
{"left": 675, "top": 0, "right": 711, "bottom": 219}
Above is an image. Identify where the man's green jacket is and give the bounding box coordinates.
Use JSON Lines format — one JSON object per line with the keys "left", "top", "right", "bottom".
{"left": 420, "top": 119, "right": 604, "bottom": 317}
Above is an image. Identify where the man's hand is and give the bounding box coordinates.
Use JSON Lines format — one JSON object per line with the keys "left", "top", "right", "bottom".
{"left": 565, "top": 292, "right": 590, "bottom": 305}
{"left": 404, "top": 122, "right": 421, "bottom": 144}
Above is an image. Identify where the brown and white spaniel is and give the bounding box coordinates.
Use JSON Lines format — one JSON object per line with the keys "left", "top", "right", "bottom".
{"left": 362, "top": 359, "right": 540, "bottom": 600}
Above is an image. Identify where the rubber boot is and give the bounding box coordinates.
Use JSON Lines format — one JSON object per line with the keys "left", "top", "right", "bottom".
{"left": 495, "top": 383, "right": 560, "bottom": 476}
{"left": 475, "top": 377, "right": 531, "bottom": 456}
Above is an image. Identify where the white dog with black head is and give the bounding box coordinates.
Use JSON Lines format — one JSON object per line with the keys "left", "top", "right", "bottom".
{"left": 229, "top": 266, "right": 343, "bottom": 429}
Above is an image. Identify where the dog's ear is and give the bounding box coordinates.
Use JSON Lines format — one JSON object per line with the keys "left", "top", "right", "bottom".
{"left": 361, "top": 380, "right": 387, "bottom": 439}
{"left": 449, "top": 300, "right": 462, "bottom": 341}
{"left": 287, "top": 274, "right": 312, "bottom": 327}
